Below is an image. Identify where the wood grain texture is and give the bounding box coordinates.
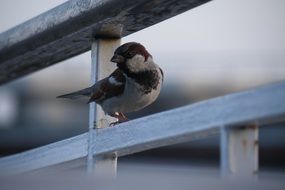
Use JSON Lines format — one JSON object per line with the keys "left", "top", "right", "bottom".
{"left": 0, "top": 81, "right": 284, "bottom": 174}
{"left": 0, "top": 0, "right": 211, "bottom": 84}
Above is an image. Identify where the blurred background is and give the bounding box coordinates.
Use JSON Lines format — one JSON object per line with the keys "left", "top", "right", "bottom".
{"left": 0, "top": 0, "right": 285, "bottom": 176}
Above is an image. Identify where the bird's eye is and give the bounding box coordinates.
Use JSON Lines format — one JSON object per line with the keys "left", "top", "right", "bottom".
{"left": 126, "top": 51, "right": 134, "bottom": 58}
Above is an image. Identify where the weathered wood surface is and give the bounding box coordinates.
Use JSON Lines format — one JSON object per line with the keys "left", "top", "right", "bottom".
{"left": 0, "top": 0, "right": 211, "bottom": 84}
{"left": 88, "top": 39, "right": 120, "bottom": 176}
{"left": 220, "top": 124, "right": 259, "bottom": 178}
{"left": 0, "top": 81, "right": 284, "bottom": 174}
{"left": 0, "top": 133, "right": 88, "bottom": 174}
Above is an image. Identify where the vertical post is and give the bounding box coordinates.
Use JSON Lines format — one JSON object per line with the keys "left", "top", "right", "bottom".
{"left": 220, "top": 124, "right": 259, "bottom": 179}
{"left": 87, "top": 38, "right": 121, "bottom": 177}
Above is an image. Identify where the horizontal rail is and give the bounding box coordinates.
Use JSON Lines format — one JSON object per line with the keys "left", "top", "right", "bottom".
{"left": 1, "top": 81, "right": 285, "bottom": 174}
{"left": 0, "top": 0, "right": 211, "bottom": 84}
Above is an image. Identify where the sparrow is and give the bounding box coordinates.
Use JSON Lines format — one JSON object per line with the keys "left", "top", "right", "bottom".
{"left": 57, "top": 42, "right": 163, "bottom": 124}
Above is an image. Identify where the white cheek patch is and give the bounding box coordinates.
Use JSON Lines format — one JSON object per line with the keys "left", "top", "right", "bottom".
{"left": 126, "top": 54, "right": 147, "bottom": 72}
{"left": 108, "top": 76, "right": 123, "bottom": 86}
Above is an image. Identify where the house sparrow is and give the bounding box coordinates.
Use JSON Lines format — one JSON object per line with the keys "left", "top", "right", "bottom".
{"left": 58, "top": 42, "right": 163, "bottom": 124}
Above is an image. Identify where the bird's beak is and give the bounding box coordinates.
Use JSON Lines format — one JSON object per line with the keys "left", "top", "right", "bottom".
{"left": 110, "top": 54, "right": 125, "bottom": 64}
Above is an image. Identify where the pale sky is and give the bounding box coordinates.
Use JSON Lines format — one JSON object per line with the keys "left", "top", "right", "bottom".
{"left": 0, "top": 0, "right": 285, "bottom": 53}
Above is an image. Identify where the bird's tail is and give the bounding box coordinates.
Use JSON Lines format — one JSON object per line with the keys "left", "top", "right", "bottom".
{"left": 57, "top": 87, "right": 92, "bottom": 99}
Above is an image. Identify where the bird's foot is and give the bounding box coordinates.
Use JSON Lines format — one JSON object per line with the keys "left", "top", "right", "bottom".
{"left": 109, "top": 121, "right": 120, "bottom": 127}
{"left": 109, "top": 112, "right": 129, "bottom": 127}
{"left": 109, "top": 119, "right": 129, "bottom": 127}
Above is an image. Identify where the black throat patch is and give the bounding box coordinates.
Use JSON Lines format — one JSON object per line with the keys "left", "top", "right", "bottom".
{"left": 126, "top": 69, "right": 160, "bottom": 94}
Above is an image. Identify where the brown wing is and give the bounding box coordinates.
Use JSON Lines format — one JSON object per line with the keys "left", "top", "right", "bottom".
{"left": 88, "top": 69, "right": 126, "bottom": 103}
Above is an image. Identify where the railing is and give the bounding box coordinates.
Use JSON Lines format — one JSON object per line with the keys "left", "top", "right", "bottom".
{"left": 0, "top": 0, "right": 284, "bottom": 178}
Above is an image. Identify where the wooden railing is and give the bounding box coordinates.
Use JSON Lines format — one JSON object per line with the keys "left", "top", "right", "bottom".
{"left": 1, "top": 0, "right": 284, "bottom": 179}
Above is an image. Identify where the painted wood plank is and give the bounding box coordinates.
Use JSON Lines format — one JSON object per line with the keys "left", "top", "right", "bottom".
{"left": 0, "top": 81, "right": 284, "bottom": 174}
{"left": 0, "top": 0, "right": 211, "bottom": 84}
{"left": 88, "top": 39, "right": 120, "bottom": 176}
{"left": 0, "top": 133, "right": 88, "bottom": 174}
{"left": 220, "top": 125, "right": 259, "bottom": 178}
{"left": 91, "top": 81, "right": 285, "bottom": 157}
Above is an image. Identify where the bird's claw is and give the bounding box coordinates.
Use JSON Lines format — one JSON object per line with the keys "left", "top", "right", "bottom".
{"left": 109, "top": 118, "right": 130, "bottom": 127}
{"left": 109, "top": 121, "right": 120, "bottom": 127}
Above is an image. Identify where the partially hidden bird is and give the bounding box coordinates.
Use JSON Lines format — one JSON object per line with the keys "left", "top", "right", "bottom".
{"left": 57, "top": 42, "right": 163, "bottom": 124}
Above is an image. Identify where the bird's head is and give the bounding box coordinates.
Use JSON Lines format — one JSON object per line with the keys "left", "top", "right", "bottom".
{"left": 110, "top": 42, "right": 153, "bottom": 73}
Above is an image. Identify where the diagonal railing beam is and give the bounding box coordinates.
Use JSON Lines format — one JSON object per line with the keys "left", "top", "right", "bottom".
{"left": 0, "top": 0, "right": 211, "bottom": 84}
{"left": 0, "top": 81, "right": 285, "bottom": 174}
